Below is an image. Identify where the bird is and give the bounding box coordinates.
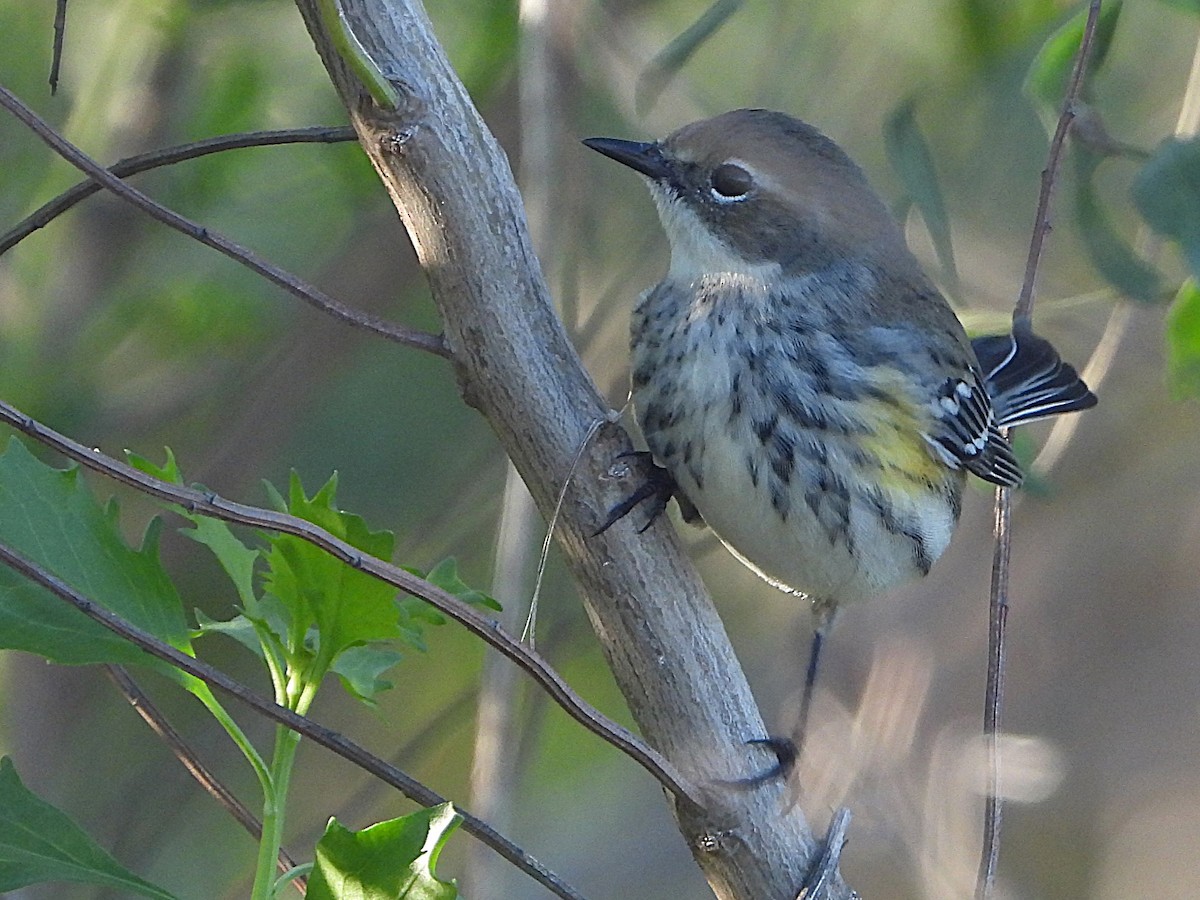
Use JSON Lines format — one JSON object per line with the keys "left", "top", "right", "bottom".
{"left": 583, "top": 109, "right": 1096, "bottom": 776}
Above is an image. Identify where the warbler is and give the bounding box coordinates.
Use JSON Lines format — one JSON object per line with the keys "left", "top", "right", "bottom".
{"left": 584, "top": 109, "right": 1096, "bottom": 763}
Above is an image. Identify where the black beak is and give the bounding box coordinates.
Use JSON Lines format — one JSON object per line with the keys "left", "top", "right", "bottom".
{"left": 582, "top": 137, "right": 671, "bottom": 181}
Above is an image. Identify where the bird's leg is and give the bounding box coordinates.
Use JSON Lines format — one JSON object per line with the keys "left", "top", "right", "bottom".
{"left": 594, "top": 450, "right": 684, "bottom": 535}
{"left": 733, "top": 605, "right": 834, "bottom": 787}
{"left": 796, "top": 608, "right": 832, "bottom": 754}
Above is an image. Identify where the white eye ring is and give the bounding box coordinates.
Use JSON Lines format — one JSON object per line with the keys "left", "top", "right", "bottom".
{"left": 710, "top": 162, "right": 754, "bottom": 202}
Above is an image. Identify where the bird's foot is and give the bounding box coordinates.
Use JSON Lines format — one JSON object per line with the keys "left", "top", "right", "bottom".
{"left": 594, "top": 451, "right": 679, "bottom": 535}
{"left": 725, "top": 736, "right": 799, "bottom": 789}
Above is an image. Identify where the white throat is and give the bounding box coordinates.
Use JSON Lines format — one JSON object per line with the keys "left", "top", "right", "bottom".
{"left": 649, "top": 187, "right": 781, "bottom": 284}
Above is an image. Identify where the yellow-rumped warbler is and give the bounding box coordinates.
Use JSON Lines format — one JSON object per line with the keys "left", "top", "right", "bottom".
{"left": 585, "top": 109, "right": 1096, "bottom": 767}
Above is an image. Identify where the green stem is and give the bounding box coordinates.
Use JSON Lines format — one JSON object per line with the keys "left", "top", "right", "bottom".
{"left": 189, "top": 681, "right": 272, "bottom": 795}
{"left": 316, "top": 0, "right": 399, "bottom": 109}
{"left": 252, "top": 724, "right": 302, "bottom": 900}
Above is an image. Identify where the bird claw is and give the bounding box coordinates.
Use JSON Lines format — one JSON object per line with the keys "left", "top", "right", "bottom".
{"left": 726, "top": 736, "right": 798, "bottom": 789}
{"left": 594, "top": 451, "right": 678, "bottom": 535}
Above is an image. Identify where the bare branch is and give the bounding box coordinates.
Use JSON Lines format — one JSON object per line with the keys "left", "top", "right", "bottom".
{"left": 0, "top": 541, "right": 585, "bottom": 900}
{"left": 287, "top": 0, "right": 845, "bottom": 896}
{"left": 0, "top": 86, "right": 447, "bottom": 359}
{"left": 50, "top": 0, "right": 67, "bottom": 94}
{"left": 797, "top": 809, "right": 853, "bottom": 900}
{"left": 977, "top": 485, "right": 1012, "bottom": 899}
{"left": 0, "top": 125, "right": 356, "bottom": 256}
{"left": 980, "top": 3, "right": 1105, "bottom": 895}
{"left": 0, "top": 397, "right": 697, "bottom": 805}
{"left": 1012, "top": 0, "right": 1105, "bottom": 330}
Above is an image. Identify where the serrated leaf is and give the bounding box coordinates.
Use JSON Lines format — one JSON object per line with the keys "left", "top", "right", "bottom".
{"left": 1134, "top": 136, "right": 1200, "bottom": 280}
{"left": 1024, "top": 1, "right": 1123, "bottom": 129}
{"left": 0, "top": 757, "right": 177, "bottom": 898}
{"left": 306, "top": 805, "right": 461, "bottom": 900}
{"left": 193, "top": 609, "right": 265, "bottom": 656}
{"left": 127, "top": 447, "right": 184, "bottom": 485}
{"left": 183, "top": 515, "right": 261, "bottom": 608}
{"left": 129, "top": 449, "right": 260, "bottom": 609}
{"left": 424, "top": 558, "right": 501, "bottom": 612}
{"left": 884, "top": 98, "right": 959, "bottom": 297}
{"left": 0, "top": 438, "right": 193, "bottom": 679}
{"left": 1074, "top": 150, "right": 1161, "bottom": 301}
{"left": 331, "top": 645, "right": 405, "bottom": 704}
{"left": 261, "top": 473, "right": 402, "bottom": 676}
{"left": 1166, "top": 280, "right": 1200, "bottom": 397}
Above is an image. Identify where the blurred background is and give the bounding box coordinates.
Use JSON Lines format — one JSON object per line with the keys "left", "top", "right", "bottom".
{"left": 0, "top": 0, "right": 1196, "bottom": 897}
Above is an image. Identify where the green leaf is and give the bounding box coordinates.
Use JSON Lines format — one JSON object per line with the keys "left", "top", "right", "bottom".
{"left": 0, "top": 757, "right": 177, "bottom": 898}
{"left": 129, "top": 449, "right": 261, "bottom": 609}
{"left": 185, "top": 514, "right": 262, "bottom": 608}
{"left": 331, "top": 645, "right": 406, "bottom": 704}
{"left": 884, "top": 98, "right": 959, "bottom": 297}
{"left": 262, "top": 473, "right": 402, "bottom": 677}
{"left": 424, "top": 558, "right": 501, "bottom": 612}
{"left": 1166, "top": 280, "right": 1200, "bottom": 397}
{"left": 1134, "top": 136, "right": 1200, "bottom": 280}
{"left": 951, "top": 0, "right": 1064, "bottom": 63}
{"left": 1073, "top": 150, "right": 1161, "bottom": 302}
{"left": 194, "top": 609, "right": 265, "bottom": 656}
{"left": 0, "top": 438, "right": 193, "bottom": 678}
{"left": 306, "top": 805, "right": 461, "bottom": 900}
{"left": 1024, "top": 1, "right": 1123, "bottom": 129}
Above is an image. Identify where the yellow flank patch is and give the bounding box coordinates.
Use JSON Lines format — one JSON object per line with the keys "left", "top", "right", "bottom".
{"left": 853, "top": 385, "right": 942, "bottom": 487}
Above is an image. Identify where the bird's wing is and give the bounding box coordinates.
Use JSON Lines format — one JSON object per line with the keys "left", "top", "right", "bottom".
{"left": 922, "top": 365, "right": 1024, "bottom": 488}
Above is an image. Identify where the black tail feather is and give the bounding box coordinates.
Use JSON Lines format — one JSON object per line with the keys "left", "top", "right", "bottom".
{"left": 971, "top": 331, "right": 1097, "bottom": 429}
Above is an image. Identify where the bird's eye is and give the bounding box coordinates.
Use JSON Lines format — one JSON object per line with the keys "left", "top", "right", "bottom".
{"left": 710, "top": 163, "right": 754, "bottom": 199}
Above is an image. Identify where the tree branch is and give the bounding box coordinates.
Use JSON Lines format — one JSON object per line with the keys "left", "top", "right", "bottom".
{"left": 0, "top": 86, "right": 446, "bottom": 358}
{"left": 0, "top": 125, "right": 356, "bottom": 256}
{"left": 1012, "top": 0, "right": 1105, "bottom": 330}
{"left": 0, "top": 397, "right": 695, "bottom": 805}
{"left": 287, "top": 0, "right": 846, "bottom": 896}
{"left": 979, "top": 2, "right": 1105, "bottom": 895}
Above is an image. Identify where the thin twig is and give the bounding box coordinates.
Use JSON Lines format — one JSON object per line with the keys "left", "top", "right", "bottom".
{"left": 0, "top": 398, "right": 700, "bottom": 808}
{"left": 50, "top": 0, "right": 68, "bottom": 95}
{"left": 1012, "top": 0, "right": 1105, "bottom": 331}
{"left": 0, "top": 126, "right": 357, "bottom": 256}
{"left": 979, "top": 2, "right": 1104, "bottom": 895}
{"left": 1034, "top": 25, "right": 1200, "bottom": 478}
{"left": 0, "top": 542, "right": 585, "bottom": 900}
{"left": 797, "top": 808, "right": 853, "bottom": 900}
{"left": 0, "top": 85, "right": 448, "bottom": 359}
{"left": 104, "top": 665, "right": 305, "bottom": 892}
{"left": 977, "top": 487, "right": 1011, "bottom": 900}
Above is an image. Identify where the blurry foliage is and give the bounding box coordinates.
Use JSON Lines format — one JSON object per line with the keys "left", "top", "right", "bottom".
{"left": 1023, "top": 0, "right": 1123, "bottom": 128}
{"left": 1165, "top": 280, "right": 1200, "bottom": 396}
{"left": 885, "top": 97, "right": 960, "bottom": 298}
{"left": 0, "top": 434, "right": 492, "bottom": 896}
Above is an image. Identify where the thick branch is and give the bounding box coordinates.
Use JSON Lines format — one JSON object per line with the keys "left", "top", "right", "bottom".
{"left": 289, "top": 1, "right": 846, "bottom": 897}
